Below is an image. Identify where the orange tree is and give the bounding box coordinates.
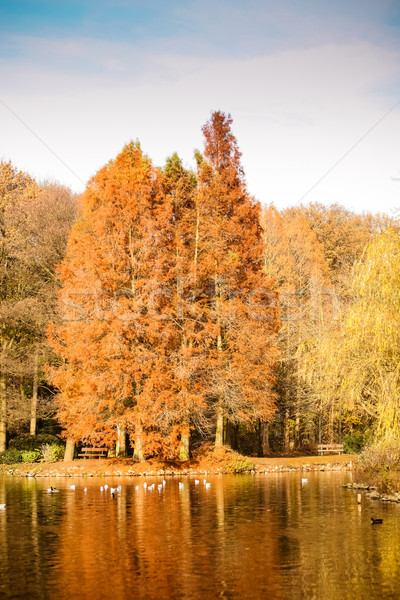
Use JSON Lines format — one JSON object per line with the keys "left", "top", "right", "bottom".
{"left": 51, "top": 114, "right": 280, "bottom": 459}
{"left": 195, "top": 111, "right": 280, "bottom": 448}
{"left": 50, "top": 142, "right": 176, "bottom": 458}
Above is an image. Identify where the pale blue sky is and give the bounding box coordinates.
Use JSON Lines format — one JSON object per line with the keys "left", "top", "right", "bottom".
{"left": 1, "top": 1, "right": 400, "bottom": 214}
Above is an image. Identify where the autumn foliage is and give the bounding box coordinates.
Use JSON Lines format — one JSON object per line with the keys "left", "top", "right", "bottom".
{"left": 3, "top": 110, "right": 398, "bottom": 460}
{"left": 49, "top": 113, "right": 280, "bottom": 459}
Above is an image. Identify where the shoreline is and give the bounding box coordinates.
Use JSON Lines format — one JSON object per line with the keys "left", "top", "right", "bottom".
{"left": 0, "top": 454, "right": 356, "bottom": 478}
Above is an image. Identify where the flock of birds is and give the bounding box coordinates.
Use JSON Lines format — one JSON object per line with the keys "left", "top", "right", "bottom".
{"left": 46, "top": 483, "right": 123, "bottom": 497}
{"left": 44, "top": 478, "right": 212, "bottom": 497}
{"left": 0, "top": 480, "right": 385, "bottom": 524}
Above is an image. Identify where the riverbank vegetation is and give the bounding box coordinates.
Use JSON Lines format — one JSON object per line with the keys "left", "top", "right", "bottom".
{"left": 0, "top": 110, "right": 399, "bottom": 466}
{"left": 354, "top": 437, "right": 400, "bottom": 493}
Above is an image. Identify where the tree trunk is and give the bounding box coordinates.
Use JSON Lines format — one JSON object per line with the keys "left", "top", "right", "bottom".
{"left": 64, "top": 438, "right": 75, "bottom": 462}
{"left": 215, "top": 407, "right": 225, "bottom": 447}
{"left": 20, "top": 377, "right": 26, "bottom": 412}
{"left": 329, "top": 404, "right": 334, "bottom": 442}
{"left": 108, "top": 445, "right": 116, "bottom": 458}
{"left": 318, "top": 412, "right": 322, "bottom": 445}
{"left": 232, "top": 423, "right": 238, "bottom": 451}
{"left": 0, "top": 373, "right": 6, "bottom": 452}
{"left": 294, "top": 410, "right": 300, "bottom": 450}
{"left": 30, "top": 349, "right": 39, "bottom": 436}
{"left": 261, "top": 422, "right": 271, "bottom": 456}
{"left": 176, "top": 250, "right": 190, "bottom": 461}
{"left": 214, "top": 304, "right": 225, "bottom": 448}
{"left": 283, "top": 406, "right": 290, "bottom": 454}
{"left": 133, "top": 425, "right": 145, "bottom": 462}
{"left": 179, "top": 433, "right": 190, "bottom": 460}
{"left": 116, "top": 424, "right": 127, "bottom": 457}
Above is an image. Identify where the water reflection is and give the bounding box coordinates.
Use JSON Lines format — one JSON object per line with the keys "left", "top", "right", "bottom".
{"left": 1, "top": 472, "right": 400, "bottom": 599}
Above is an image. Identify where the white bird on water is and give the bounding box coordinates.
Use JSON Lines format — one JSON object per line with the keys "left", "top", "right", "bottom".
{"left": 0, "top": 504, "right": 5, "bottom": 510}
{"left": 194, "top": 479, "right": 200, "bottom": 485}
{"left": 70, "top": 485, "right": 76, "bottom": 490}
{"left": 301, "top": 478, "right": 308, "bottom": 484}
{"left": 205, "top": 483, "right": 211, "bottom": 489}
{"left": 104, "top": 484, "right": 109, "bottom": 490}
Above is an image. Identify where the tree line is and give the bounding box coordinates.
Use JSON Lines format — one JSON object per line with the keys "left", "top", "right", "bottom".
{"left": 0, "top": 111, "right": 398, "bottom": 459}
{"left": 0, "top": 162, "right": 77, "bottom": 453}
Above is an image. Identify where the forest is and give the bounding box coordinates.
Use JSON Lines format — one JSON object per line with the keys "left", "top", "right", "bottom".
{"left": 0, "top": 110, "right": 398, "bottom": 462}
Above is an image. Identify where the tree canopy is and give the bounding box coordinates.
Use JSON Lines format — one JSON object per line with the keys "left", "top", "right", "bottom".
{"left": 1, "top": 112, "right": 399, "bottom": 459}
{"left": 50, "top": 114, "right": 280, "bottom": 459}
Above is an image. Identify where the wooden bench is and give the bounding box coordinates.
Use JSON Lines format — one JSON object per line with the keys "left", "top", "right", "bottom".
{"left": 78, "top": 447, "right": 108, "bottom": 459}
{"left": 317, "top": 444, "right": 344, "bottom": 455}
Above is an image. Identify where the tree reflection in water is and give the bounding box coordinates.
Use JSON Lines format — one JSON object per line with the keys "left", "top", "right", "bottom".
{"left": 1, "top": 472, "right": 400, "bottom": 599}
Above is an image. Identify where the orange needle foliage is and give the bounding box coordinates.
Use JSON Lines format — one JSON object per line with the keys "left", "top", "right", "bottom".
{"left": 50, "top": 142, "right": 171, "bottom": 452}
{"left": 196, "top": 112, "right": 280, "bottom": 445}
{"left": 50, "top": 114, "right": 280, "bottom": 458}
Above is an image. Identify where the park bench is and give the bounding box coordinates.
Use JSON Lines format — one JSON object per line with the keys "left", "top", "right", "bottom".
{"left": 78, "top": 447, "right": 108, "bottom": 459}
{"left": 317, "top": 443, "right": 344, "bottom": 455}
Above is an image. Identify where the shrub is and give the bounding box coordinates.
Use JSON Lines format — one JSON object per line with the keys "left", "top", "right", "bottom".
{"left": 224, "top": 458, "right": 255, "bottom": 473}
{"left": 343, "top": 432, "right": 366, "bottom": 454}
{"left": 193, "top": 443, "right": 254, "bottom": 473}
{"left": 357, "top": 438, "right": 400, "bottom": 473}
{"left": 9, "top": 434, "right": 63, "bottom": 451}
{"left": 0, "top": 448, "right": 23, "bottom": 464}
{"left": 20, "top": 450, "right": 42, "bottom": 463}
{"left": 41, "top": 444, "right": 64, "bottom": 463}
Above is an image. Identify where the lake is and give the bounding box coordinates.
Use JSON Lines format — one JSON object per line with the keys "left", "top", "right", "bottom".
{"left": 1, "top": 471, "right": 400, "bottom": 599}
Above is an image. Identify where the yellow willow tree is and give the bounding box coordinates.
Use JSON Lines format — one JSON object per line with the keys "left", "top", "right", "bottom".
{"left": 302, "top": 228, "right": 400, "bottom": 440}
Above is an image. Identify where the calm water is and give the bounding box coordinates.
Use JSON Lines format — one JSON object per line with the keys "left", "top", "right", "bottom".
{"left": 1, "top": 471, "right": 400, "bottom": 599}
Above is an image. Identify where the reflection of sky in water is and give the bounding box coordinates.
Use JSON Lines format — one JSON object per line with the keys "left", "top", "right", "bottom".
{"left": 1, "top": 472, "right": 400, "bottom": 599}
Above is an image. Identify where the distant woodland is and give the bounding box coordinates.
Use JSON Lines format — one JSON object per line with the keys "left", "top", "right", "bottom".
{"left": 1, "top": 111, "right": 398, "bottom": 460}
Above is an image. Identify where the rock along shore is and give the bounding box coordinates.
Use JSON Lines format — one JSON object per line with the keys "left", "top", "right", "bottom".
{"left": 343, "top": 481, "right": 400, "bottom": 503}
{"left": 0, "top": 454, "right": 355, "bottom": 478}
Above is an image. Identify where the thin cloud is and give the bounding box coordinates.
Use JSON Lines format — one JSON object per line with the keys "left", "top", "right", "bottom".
{"left": 1, "top": 1, "right": 400, "bottom": 214}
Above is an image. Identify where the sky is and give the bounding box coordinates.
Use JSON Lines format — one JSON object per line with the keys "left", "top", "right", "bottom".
{"left": 1, "top": 0, "right": 400, "bottom": 215}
